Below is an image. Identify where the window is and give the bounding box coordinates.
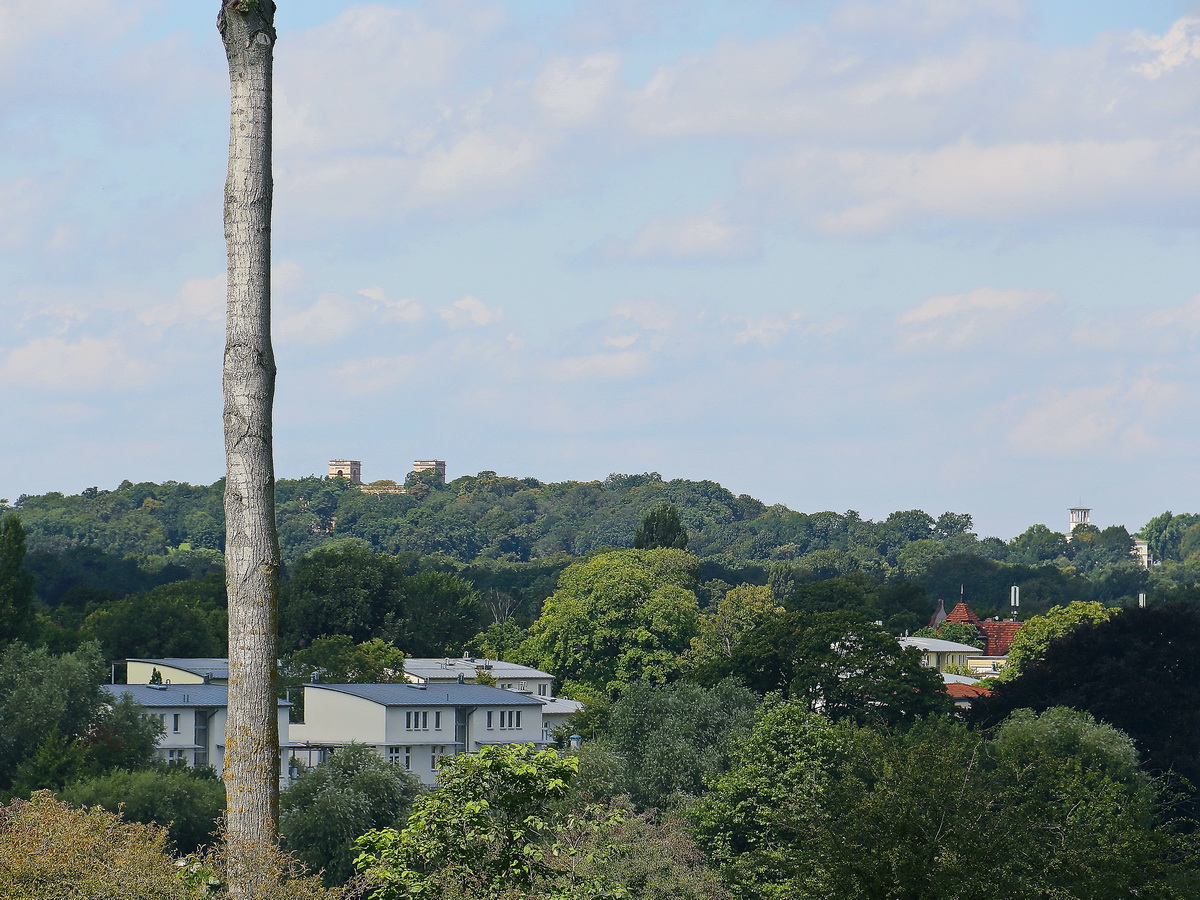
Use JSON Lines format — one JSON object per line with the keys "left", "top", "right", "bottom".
{"left": 537, "top": 684, "right": 547, "bottom": 696}
{"left": 486, "top": 710, "right": 494, "bottom": 729}
{"left": 434, "top": 710, "right": 442, "bottom": 730}
{"left": 430, "top": 745, "right": 447, "bottom": 769}
{"left": 406, "top": 711, "right": 430, "bottom": 731}
{"left": 502, "top": 683, "right": 512, "bottom": 690}
{"left": 172, "top": 713, "right": 181, "bottom": 733}
{"left": 405, "top": 746, "right": 412, "bottom": 769}
{"left": 387, "top": 746, "right": 402, "bottom": 764}
{"left": 515, "top": 710, "right": 522, "bottom": 729}
{"left": 167, "top": 748, "right": 187, "bottom": 762}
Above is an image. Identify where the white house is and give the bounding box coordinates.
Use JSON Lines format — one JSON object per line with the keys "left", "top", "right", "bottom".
{"left": 403, "top": 656, "right": 555, "bottom": 698}
{"left": 125, "top": 658, "right": 230, "bottom": 685}
{"left": 289, "top": 682, "right": 546, "bottom": 786}
{"left": 899, "top": 636, "right": 983, "bottom": 673}
{"left": 103, "top": 683, "right": 291, "bottom": 777}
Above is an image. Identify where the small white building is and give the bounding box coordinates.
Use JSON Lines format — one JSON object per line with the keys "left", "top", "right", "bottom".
{"left": 899, "top": 636, "right": 983, "bottom": 673}
{"left": 403, "top": 656, "right": 555, "bottom": 698}
{"left": 103, "top": 683, "right": 291, "bottom": 776}
{"left": 125, "top": 658, "right": 230, "bottom": 685}
{"left": 290, "top": 682, "right": 546, "bottom": 786}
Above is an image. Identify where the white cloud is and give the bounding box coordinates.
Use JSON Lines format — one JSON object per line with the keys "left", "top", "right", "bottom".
{"left": 1005, "top": 379, "right": 1181, "bottom": 458}
{"left": 330, "top": 355, "right": 419, "bottom": 395}
{"left": 1135, "top": 15, "right": 1200, "bottom": 79}
{"left": 752, "top": 137, "right": 1200, "bottom": 234}
{"left": 139, "top": 274, "right": 225, "bottom": 331}
{"left": 533, "top": 53, "right": 620, "bottom": 125}
{"left": 439, "top": 296, "right": 504, "bottom": 328}
{"left": 358, "top": 287, "right": 425, "bottom": 324}
{"left": 607, "top": 208, "right": 755, "bottom": 262}
{"left": 898, "top": 287, "right": 1059, "bottom": 350}
{"left": 551, "top": 351, "right": 648, "bottom": 381}
{"left": 0, "top": 336, "right": 152, "bottom": 391}
{"left": 277, "top": 293, "right": 360, "bottom": 344}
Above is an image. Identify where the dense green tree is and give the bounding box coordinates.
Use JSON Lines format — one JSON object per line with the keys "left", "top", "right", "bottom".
{"left": 59, "top": 765, "right": 225, "bottom": 854}
{"left": 0, "top": 792, "right": 198, "bottom": 900}
{"left": 633, "top": 504, "right": 689, "bottom": 550}
{"left": 84, "top": 580, "right": 227, "bottom": 660}
{"left": 284, "top": 636, "right": 407, "bottom": 685}
{"left": 973, "top": 604, "right": 1200, "bottom": 804}
{"left": 597, "top": 679, "right": 758, "bottom": 810}
{"left": 995, "top": 600, "right": 1116, "bottom": 681}
{"left": 0, "top": 515, "right": 36, "bottom": 644}
{"left": 688, "top": 584, "right": 783, "bottom": 678}
{"left": 517, "top": 549, "right": 702, "bottom": 698}
{"left": 281, "top": 542, "right": 481, "bottom": 656}
{"left": 280, "top": 743, "right": 419, "bottom": 885}
{"left": 720, "top": 610, "right": 950, "bottom": 726}
{"left": 692, "top": 704, "right": 1197, "bottom": 900}
{"left": 0, "top": 642, "right": 105, "bottom": 789}
{"left": 354, "top": 744, "right": 595, "bottom": 899}
{"left": 355, "top": 744, "right": 726, "bottom": 900}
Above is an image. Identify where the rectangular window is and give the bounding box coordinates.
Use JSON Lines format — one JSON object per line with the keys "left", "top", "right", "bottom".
{"left": 405, "top": 746, "right": 412, "bottom": 770}
{"left": 405, "top": 711, "right": 413, "bottom": 730}
{"left": 421, "top": 711, "right": 428, "bottom": 730}
{"left": 515, "top": 710, "right": 522, "bottom": 729}
{"left": 172, "top": 713, "right": 181, "bottom": 733}
{"left": 486, "top": 711, "right": 494, "bottom": 729}
{"left": 502, "top": 683, "right": 512, "bottom": 690}
{"left": 434, "top": 711, "right": 442, "bottom": 730}
{"left": 387, "top": 746, "right": 402, "bottom": 764}
{"left": 167, "top": 748, "right": 187, "bottom": 762}
{"left": 537, "top": 684, "right": 547, "bottom": 696}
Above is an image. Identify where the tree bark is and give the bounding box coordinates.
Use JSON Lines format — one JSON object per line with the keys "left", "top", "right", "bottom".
{"left": 218, "top": 2, "right": 280, "bottom": 896}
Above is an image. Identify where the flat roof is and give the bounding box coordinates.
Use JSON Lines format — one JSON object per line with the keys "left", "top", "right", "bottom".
{"left": 899, "top": 637, "right": 983, "bottom": 654}
{"left": 307, "top": 682, "right": 543, "bottom": 707}
{"left": 125, "top": 658, "right": 231, "bottom": 680}
{"left": 104, "top": 683, "right": 289, "bottom": 708}
{"left": 404, "top": 657, "right": 552, "bottom": 680}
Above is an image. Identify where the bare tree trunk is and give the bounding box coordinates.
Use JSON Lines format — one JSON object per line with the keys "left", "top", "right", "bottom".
{"left": 218, "top": 2, "right": 280, "bottom": 896}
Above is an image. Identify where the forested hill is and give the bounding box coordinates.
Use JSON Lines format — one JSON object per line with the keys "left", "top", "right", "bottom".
{"left": 8, "top": 470, "right": 1199, "bottom": 588}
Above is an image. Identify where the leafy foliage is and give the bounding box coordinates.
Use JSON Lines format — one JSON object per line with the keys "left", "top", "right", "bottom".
{"left": 58, "top": 765, "right": 225, "bottom": 854}
{"left": 517, "top": 549, "right": 701, "bottom": 697}
{"left": 692, "top": 704, "right": 1198, "bottom": 900}
{"left": 633, "top": 504, "right": 689, "bottom": 550}
{"left": 716, "top": 610, "right": 951, "bottom": 725}
{"left": 280, "top": 743, "right": 419, "bottom": 885}
{"left": 0, "top": 791, "right": 197, "bottom": 900}
{"left": 595, "top": 679, "right": 758, "bottom": 810}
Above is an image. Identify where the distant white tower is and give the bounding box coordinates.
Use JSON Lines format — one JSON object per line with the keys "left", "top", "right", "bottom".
{"left": 1068, "top": 507, "right": 1091, "bottom": 540}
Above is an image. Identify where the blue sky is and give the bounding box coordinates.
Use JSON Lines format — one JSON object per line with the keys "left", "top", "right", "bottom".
{"left": 2, "top": 0, "right": 1199, "bottom": 540}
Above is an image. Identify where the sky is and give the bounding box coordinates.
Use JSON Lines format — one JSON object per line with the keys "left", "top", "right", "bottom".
{"left": 2, "top": 0, "right": 1199, "bottom": 541}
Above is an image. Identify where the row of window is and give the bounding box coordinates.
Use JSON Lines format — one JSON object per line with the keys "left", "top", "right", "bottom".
{"left": 405, "top": 709, "right": 526, "bottom": 731}
{"left": 486, "top": 709, "right": 522, "bottom": 730}
{"left": 404, "top": 710, "right": 443, "bottom": 731}
{"left": 387, "top": 745, "right": 450, "bottom": 770}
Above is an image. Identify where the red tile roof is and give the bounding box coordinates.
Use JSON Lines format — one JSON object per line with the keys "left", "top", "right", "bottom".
{"left": 945, "top": 602, "right": 982, "bottom": 625}
{"left": 945, "top": 682, "right": 992, "bottom": 699}
{"left": 978, "top": 620, "right": 1022, "bottom": 657}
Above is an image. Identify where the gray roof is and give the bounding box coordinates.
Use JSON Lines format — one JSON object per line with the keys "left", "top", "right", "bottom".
{"left": 104, "top": 683, "right": 288, "bottom": 708}
{"left": 404, "top": 657, "right": 552, "bottom": 681}
{"left": 899, "top": 636, "right": 983, "bottom": 654}
{"left": 126, "top": 658, "right": 231, "bottom": 680}
{"left": 307, "top": 682, "right": 543, "bottom": 707}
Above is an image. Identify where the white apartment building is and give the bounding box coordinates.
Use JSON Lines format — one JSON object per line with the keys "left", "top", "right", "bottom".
{"left": 289, "top": 682, "right": 546, "bottom": 786}
{"left": 103, "top": 683, "right": 291, "bottom": 775}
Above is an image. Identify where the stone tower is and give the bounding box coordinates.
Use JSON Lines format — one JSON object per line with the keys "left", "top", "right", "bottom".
{"left": 329, "top": 459, "right": 362, "bottom": 484}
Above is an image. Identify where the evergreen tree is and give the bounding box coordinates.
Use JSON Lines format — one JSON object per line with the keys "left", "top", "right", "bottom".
{"left": 633, "top": 504, "right": 689, "bottom": 550}
{"left": 0, "top": 515, "right": 35, "bottom": 644}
